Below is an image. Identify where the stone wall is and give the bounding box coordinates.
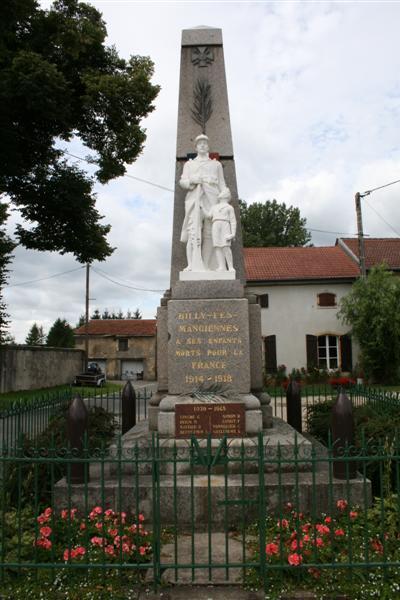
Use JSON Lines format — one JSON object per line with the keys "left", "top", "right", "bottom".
{"left": 0, "top": 346, "right": 85, "bottom": 393}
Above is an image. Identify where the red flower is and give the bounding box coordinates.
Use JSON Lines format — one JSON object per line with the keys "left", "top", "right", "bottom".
{"left": 314, "top": 537, "right": 324, "bottom": 547}
{"left": 336, "top": 499, "right": 348, "bottom": 511}
{"left": 349, "top": 511, "right": 358, "bottom": 520}
{"left": 266, "top": 542, "right": 279, "bottom": 556}
{"left": 277, "top": 518, "right": 289, "bottom": 529}
{"left": 290, "top": 539, "right": 303, "bottom": 551}
{"left": 324, "top": 516, "right": 332, "bottom": 524}
{"left": 288, "top": 553, "right": 303, "bottom": 566}
{"left": 315, "top": 524, "right": 330, "bottom": 535}
{"left": 35, "top": 537, "right": 52, "bottom": 550}
{"left": 335, "top": 529, "right": 345, "bottom": 536}
{"left": 139, "top": 546, "right": 147, "bottom": 556}
{"left": 371, "top": 539, "right": 384, "bottom": 554}
{"left": 39, "top": 526, "right": 52, "bottom": 538}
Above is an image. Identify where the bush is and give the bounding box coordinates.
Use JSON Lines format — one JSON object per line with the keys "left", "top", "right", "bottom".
{"left": 3, "top": 405, "right": 118, "bottom": 509}
{"left": 246, "top": 496, "right": 400, "bottom": 598}
{"left": 1, "top": 505, "right": 152, "bottom": 584}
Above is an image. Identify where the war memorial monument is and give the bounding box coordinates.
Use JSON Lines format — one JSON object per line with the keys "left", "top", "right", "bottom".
{"left": 58, "top": 27, "right": 369, "bottom": 530}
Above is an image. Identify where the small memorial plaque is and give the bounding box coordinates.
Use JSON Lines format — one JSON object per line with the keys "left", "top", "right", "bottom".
{"left": 175, "top": 403, "right": 245, "bottom": 438}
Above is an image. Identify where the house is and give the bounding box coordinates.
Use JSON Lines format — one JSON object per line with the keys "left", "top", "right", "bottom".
{"left": 74, "top": 319, "right": 157, "bottom": 380}
{"left": 244, "top": 238, "right": 400, "bottom": 375}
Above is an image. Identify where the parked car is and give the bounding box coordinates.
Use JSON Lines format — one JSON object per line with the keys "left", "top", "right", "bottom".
{"left": 74, "top": 362, "right": 106, "bottom": 387}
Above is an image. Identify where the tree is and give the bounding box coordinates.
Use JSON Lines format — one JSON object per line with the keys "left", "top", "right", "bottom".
{"left": 338, "top": 265, "right": 400, "bottom": 383}
{"left": 0, "top": 0, "right": 159, "bottom": 306}
{"left": 133, "top": 308, "right": 142, "bottom": 319}
{"left": 91, "top": 309, "right": 101, "bottom": 320}
{"left": 239, "top": 199, "right": 311, "bottom": 247}
{"left": 0, "top": 204, "right": 15, "bottom": 343}
{"left": 46, "top": 318, "right": 75, "bottom": 347}
{"left": 25, "top": 322, "right": 45, "bottom": 345}
{"left": 76, "top": 314, "right": 85, "bottom": 327}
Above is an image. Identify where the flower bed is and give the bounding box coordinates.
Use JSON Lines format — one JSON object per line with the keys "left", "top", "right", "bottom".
{"left": 246, "top": 495, "right": 400, "bottom": 598}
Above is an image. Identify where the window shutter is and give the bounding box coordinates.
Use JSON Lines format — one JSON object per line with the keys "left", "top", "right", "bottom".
{"left": 258, "top": 294, "right": 269, "bottom": 308}
{"left": 306, "top": 335, "right": 318, "bottom": 368}
{"left": 264, "top": 335, "right": 277, "bottom": 373}
{"left": 317, "top": 293, "right": 336, "bottom": 307}
{"left": 340, "top": 335, "right": 353, "bottom": 371}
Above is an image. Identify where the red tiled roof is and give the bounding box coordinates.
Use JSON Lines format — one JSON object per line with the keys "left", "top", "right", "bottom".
{"left": 74, "top": 319, "right": 156, "bottom": 336}
{"left": 339, "top": 238, "right": 400, "bottom": 270}
{"left": 244, "top": 246, "right": 359, "bottom": 282}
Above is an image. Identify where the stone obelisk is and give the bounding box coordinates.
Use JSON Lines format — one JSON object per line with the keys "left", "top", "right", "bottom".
{"left": 151, "top": 27, "right": 264, "bottom": 435}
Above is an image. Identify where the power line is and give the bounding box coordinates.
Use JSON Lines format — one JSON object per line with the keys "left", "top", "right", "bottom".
{"left": 91, "top": 266, "right": 166, "bottom": 292}
{"left": 62, "top": 150, "right": 174, "bottom": 193}
{"left": 363, "top": 198, "right": 400, "bottom": 237}
{"left": 7, "top": 265, "right": 85, "bottom": 288}
{"left": 361, "top": 178, "right": 400, "bottom": 197}
{"left": 308, "top": 227, "right": 367, "bottom": 236}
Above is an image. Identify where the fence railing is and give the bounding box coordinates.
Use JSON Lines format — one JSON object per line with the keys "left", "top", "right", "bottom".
{"left": 268, "top": 384, "right": 400, "bottom": 428}
{"left": 0, "top": 431, "right": 399, "bottom": 594}
{"left": 0, "top": 387, "right": 152, "bottom": 446}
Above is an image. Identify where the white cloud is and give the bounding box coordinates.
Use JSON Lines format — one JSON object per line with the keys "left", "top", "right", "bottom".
{"left": 6, "top": 1, "right": 400, "bottom": 341}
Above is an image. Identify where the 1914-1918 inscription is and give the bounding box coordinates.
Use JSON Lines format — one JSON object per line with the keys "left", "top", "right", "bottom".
{"left": 175, "top": 403, "right": 245, "bottom": 438}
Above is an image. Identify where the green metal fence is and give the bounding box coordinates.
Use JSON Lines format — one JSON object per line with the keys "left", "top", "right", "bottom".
{"left": 1, "top": 430, "right": 400, "bottom": 594}
{"left": 0, "top": 387, "right": 152, "bottom": 446}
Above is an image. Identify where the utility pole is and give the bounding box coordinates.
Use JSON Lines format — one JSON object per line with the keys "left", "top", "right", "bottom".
{"left": 355, "top": 192, "right": 367, "bottom": 278}
{"left": 85, "top": 263, "right": 90, "bottom": 370}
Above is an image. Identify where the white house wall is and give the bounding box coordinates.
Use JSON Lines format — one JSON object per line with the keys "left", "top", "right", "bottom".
{"left": 248, "top": 283, "right": 360, "bottom": 373}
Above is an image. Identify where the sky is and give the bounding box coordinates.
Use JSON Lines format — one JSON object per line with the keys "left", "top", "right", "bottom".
{"left": 6, "top": 0, "right": 400, "bottom": 342}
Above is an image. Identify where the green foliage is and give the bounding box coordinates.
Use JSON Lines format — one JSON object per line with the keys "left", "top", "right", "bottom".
{"left": 25, "top": 322, "right": 46, "bottom": 345}
{"left": 239, "top": 199, "right": 311, "bottom": 247}
{"left": 0, "top": 204, "right": 16, "bottom": 343}
{"left": 3, "top": 404, "right": 118, "bottom": 508}
{"left": 245, "top": 496, "right": 400, "bottom": 598}
{"left": 0, "top": 0, "right": 159, "bottom": 263}
{"left": 339, "top": 265, "right": 400, "bottom": 383}
{"left": 46, "top": 318, "right": 74, "bottom": 347}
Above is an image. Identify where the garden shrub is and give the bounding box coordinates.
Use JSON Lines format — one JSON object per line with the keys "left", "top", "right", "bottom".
{"left": 3, "top": 405, "right": 117, "bottom": 509}
{"left": 306, "top": 399, "right": 400, "bottom": 494}
{"left": 1, "top": 505, "right": 152, "bottom": 584}
{"left": 246, "top": 496, "right": 400, "bottom": 598}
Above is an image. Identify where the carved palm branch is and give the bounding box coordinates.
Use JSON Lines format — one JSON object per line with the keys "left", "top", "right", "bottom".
{"left": 191, "top": 78, "right": 213, "bottom": 133}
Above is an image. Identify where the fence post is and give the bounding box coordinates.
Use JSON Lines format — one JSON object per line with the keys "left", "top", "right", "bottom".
{"left": 122, "top": 380, "right": 136, "bottom": 434}
{"left": 66, "top": 394, "right": 89, "bottom": 484}
{"left": 331, "top": 389, "right": 357, "bottom": 479}
{"left": 286, "top": 378, "right": 302, "bottom": 433}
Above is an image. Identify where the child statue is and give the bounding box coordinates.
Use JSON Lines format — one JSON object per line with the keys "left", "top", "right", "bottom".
{"left": 201, "top": 188, "right": 236, "bottom": 272}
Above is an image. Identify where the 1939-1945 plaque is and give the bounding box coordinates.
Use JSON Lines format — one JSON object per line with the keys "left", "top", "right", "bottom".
{"left": 175, "top": 403, "right": 245, "bottom": 438}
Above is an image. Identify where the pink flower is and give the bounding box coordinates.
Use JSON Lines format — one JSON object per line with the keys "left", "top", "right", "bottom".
{"left": 288, "top": 553, "right": 302, "bottom": 566}
{"left": 336, "top": 499, "right": 348, "bottom": 511}
{"left": 139, "top": 546, "right": 147, "bottom": 556}
{"left": 315, "top": 537, "right": 324, "bottom": 548}
{"left": 105, "top": 545, "right": 115, "bottom": 556}
{"left": 108, "top": 528, "right": 118, "bottom": 537}
{"left": 266, "top": 542, "right": 279, "bottom": 556}
{"left": 36, "top": 537, "right": 52, "bottom": 550}
{"left": 303, "top": 534, "right": 310, "bottom": 543}
{"left": 335, "top": 529, "right": 345, "bottom": 536}
{"left": 122, "top": 543, "right": 131, "bottom": 553}
{"left": 349, "top": 511, "right": 358, "bottom": 520}
{"left": 138, "top": 513, "right": 145, "bottom": 522}
{"left": 104, "top": 509, "right": 114, "bottom": 519}
{"left": 95, "top": 522, "right": 103, "bottom": 530}
{"left": 315, "top": 524, "right": 330, "bottom": 535}
{"left": 44, "top": 507, "right": 52, "bottom": 518}
{"left": 277, "top": 518, "right": 289, "bottom": 529}
{"left": 324, "top": 516, "right": 332, "bottom": 524}
{"left": 75, "top": 546, "right": 86, "bottom": 556}
{"left": 290, "top": 539, "right": 303, "bottom": 551}
{"left": 40, "top": 526, "right": 52, "bottom": 538}
{"left": 90, "top": 536, "right": 104, "bottom": 547}
{"left": 64, "top": 546, "right": 86, "bottom": 561}
{"left": 61, "top": 508, "right": 77, "bottom": 520}
{"left": 80, "top": 522, "right": 86, "bottom": 531}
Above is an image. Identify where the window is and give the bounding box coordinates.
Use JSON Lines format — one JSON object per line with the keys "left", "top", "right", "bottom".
{"left": 317, "top": 335, "right": 339, "bottom": 369}
{"left": 264, "top": 335, "right": 277, "bottom": 373}
{"left": 257, "top": 294, "right": 269, "bottom": 308}
{"left": 317, "top": 293, "right": 336, "bottom": 307}
{"left": 118, "top": 338, "right": 128, "bottom": 351}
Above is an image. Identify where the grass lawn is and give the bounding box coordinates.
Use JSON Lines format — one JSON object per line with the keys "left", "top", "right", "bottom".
{"left": 0, "top": 381, "right": 124, "bottom": 410}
